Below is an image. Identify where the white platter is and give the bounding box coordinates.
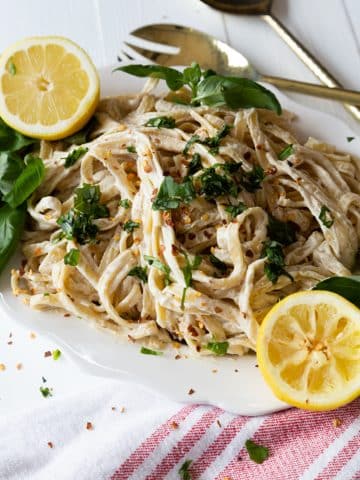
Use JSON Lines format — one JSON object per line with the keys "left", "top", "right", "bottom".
{"left": 0, "top": 65, "right": 359, "bottom": 416}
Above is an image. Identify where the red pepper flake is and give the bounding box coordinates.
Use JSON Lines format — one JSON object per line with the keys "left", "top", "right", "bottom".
{"left": 64, "top": 313, "right": 71, "bottom": 318}
{"left": 175, "top": 354, "right": 181, "bottom": 360}
{"left": 188, "top": 388, "right": 195, "bottom": 395}
{"left": 86, "top": 422, "right": 93, "bottom": 430}
{"left": 47, "top": 442, "right": 54, "bottom": 449}
{"left": 187, "top": 325, "right": 198, "bottom": 337}
{"left": 171, "top": 244, "right": 179, "bottom": 256}
{"left": 16, "top": 363, "right": 22, "bottom": 370}
{"left": 44, "top": 351, "right": 52, "bottom": 358}
{"left": 171, "top": 421, "right": 179, "bottom": 430}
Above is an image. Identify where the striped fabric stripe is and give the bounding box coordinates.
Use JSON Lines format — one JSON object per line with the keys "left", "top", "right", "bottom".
{"left": 110, "top": 398, "right": 360, "bottom": 480}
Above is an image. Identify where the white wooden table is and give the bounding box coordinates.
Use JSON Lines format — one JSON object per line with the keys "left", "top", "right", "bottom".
{"left": 0, "top": 0, "right": 359, "bottom": 414}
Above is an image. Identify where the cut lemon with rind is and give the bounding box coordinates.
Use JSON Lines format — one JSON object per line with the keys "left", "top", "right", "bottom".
{"left": 257, "top": 291, "right": 360, "bottom": 411}
{"left": 0, "top": 36, "right": 99, "bottom": 140}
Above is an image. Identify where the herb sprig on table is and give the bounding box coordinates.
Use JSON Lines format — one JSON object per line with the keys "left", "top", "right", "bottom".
{"left": 0, "top": 118, "right": 44, "bottom": 274}
{"left": 115, "top": 62, "right": 282, "bottom": 114}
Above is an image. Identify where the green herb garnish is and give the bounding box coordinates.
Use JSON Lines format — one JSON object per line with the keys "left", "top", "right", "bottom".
{"left": 347, "top": 136, "right": 355, "bottom": 142}
{"left": 179, "top": 459, "right": 193, "bottom": 480}
{"left": 119, "top": 198, "right": 131, "bottom": 209}
{"left": 145, "top": 116, "right": 176, "bottom": 129}
{"left": 206, "top": 341, "right": 229, "bottom": 355}
{"left": 52, "top": 349, "right": 61, "bottom": 360}
{"left": 64, "top": 146, "right": 88, "bottom": 168}
{"left": 199, "top": 166, "right": 237, "bottom": 199}
{"left": 267, "top": 216, "right": 297, "bottom": 246}
{"left": 127, "top": 145, "right": 137, "bottom": 153}
{"left": 261, "top": 240, "right": 293, "bottom": 284}
{"left": 116, "top": 63, "right": 281, "bottom": 114}
{"left": 278, "top": 144, "right": 294, "bottom": 160}
{"left": 313, "top": 275, "right": 360, "bottom": 308}
{"left": 144, "top": 255, "right": 171, "bottom": 286}
{"left": 123, "top": 220, "right": 140, "bottom": 233}
{"left": 240, "top": 165, "right": 265, "bottom": 192}
{"left": 200, "top": 124, "right": 231, "bottom": 154}
{"left": 183, "top": 135, "right": 200, "bottom": 155}
{"left": 128, "top": 266, "right": 148, "bottom": 283}
{"left": 225, "top": 201, "right": 247, "bottom": 218}
{"left": 57, "top": 184, "right": 109, "bottom": 244}
{"left": 181, "top": 253, "right": 201, "bottom": 309}
{"left": 140, "top": 346, "right": 163, "bottom": 356}
{"left": 39, "top": 386, "right": 52, "bottom": 398}
{"left": 188, "top": 153, "right": 202, "bottom": 176}
{"left": 245, "top": 439, "right": 269, "bottom": 464}
{"left": 64, "top": 248, "right": 80, "bottom": 266}
{"left": 152, "top": 176, "right": 196, "bottom": 210}
{"left": 209, "top": 254, "right": 227, "bottom": 272}
{"left": 319, "top": 205, "right": 334, "bottom": 228}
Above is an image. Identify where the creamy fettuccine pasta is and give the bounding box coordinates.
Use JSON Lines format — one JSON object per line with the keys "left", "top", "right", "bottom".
{"left": 11, "top": 80, "right": 360, "bottom": 356}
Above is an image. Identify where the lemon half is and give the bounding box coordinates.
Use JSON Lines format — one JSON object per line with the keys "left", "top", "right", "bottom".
{"left": 257, "top": 291, "right": 360, "bottom": 411}
{"left": 0, "top": 36, "right": 99, "bottom": 140}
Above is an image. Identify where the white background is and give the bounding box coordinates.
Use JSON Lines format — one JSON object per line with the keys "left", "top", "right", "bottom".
{"left": 0, "top": 0, "right": 359, "bottom": 414}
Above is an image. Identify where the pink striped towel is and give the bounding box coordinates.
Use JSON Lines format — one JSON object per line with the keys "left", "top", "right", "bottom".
{"left": 0, "top": 379, "right": 358, "bottom": 479}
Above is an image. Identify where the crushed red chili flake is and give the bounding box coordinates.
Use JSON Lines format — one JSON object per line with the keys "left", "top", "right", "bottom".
{"left": 64, "top": 313, "right": 71, "bottom": 318}
{"left": 44, "top": 351, "right": 52, "bottom": 358}
{"left": 187, "top": 325, "right": 198, "bottom": 337}
{"left": 47, "top": 442, "right": 54, "bottom": 449}
{"left": 86, "top": 422, "right": 93, "bottom": 430}
{"left": 171, "top": 244, "right": 179, "bottom": 256}
{"left": 196, "top": 345, "right": 201, "bottom": 352}
{"left": 188, "top": 388, "right": 195, "bottom": 395}
{"left": 171, "top": 421, "right": 179, "bottom": 429}
{"left": 266, "top": 167, "right": 277, "bottom": 175}
{"left": 175, "top": 354, "right": 181, "bottom": 360}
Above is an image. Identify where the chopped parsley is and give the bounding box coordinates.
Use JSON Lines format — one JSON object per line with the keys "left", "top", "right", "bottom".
{"left": 8, "top": 59, "right": 16, "bottom": 76}
{"left": 183, "top": 124, "right": 230, "bottom": 155}
{"left": 240, "top": 165, "right": 265, "bottom": 192}
{"left": 57, "top": 184, "right": 109, "bottom": 244}
{"left": 199, "top": 166, "right": 237, "bottom": 199}
{"left": 64, "top": 248, "right": 80, "bottom": 266}
{"left": 123, "top": 220, "right": 140, "bottom": 233}
{"left": 64, "top": 146, "right": 88, "bottom": 168}
{"left": 127, "top": 145, "right": 137, "bottom": 153}
{"left": 347, "top": 136, "right": 355, "bottom": 143}
{"left": 128, "top": 266, "right": 148, "bottom": 283}
{"left": 278, "top": 144, "right": 294, "bottom": 160}
{"left": 145, "top": 116, "right": 176, "bottom": 129}
{"left": 52, "top": 349, "right": 61, "bottom": 360}
{"left": 181, "top": 253, "right": 201, "bottom": 309}
{"left": 267, "top": 216, "right": 297, "bottom": 246}
{"left": 140, "top": 346, "right": 163, "bottom": 356}
{"left": 39, "top": 386, "right": 52, "bottom": 398}
{"left": 119, "top": 198, "right": 131, "bottom": 209}
{"left": 206, "top": 341, "right": 229, "bottom": 355}
{"left": 152, "top": 176, "right": 196, "bottom": 210}
{"left": 261, "top": 240, "right": 293, "bottom": 284}
{"left": 319, "top": 205, "right": 334, "bottom": 228}
{"left": 144, "top": 255, "right": 171, "bottom": 286}
{"left": 245, "top": 439, "right": 269, "bottom": 464}
{"left": 225, "top": 201, "right": 247, "bottom": 218}
{"left": 179, "top": 459, "right": 193, "bottom": 480}
{"left": 209, "top": 254, "right": 227, "bottom": 273}
{"left": 188, "top": 153, "right": 202, "bottom": 176}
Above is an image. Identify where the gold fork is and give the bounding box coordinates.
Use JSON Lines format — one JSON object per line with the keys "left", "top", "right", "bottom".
{"left": 119, "top": 24, "right": 360, "bottom": 121}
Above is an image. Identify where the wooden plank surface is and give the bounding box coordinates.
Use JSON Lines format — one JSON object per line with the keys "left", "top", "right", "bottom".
{"left": 0, "top": 0, "right": 359, "bottom": 411}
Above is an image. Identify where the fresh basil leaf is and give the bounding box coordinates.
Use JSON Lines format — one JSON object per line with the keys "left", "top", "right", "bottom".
{"left": 183, "top": 62, "right": 202, "bottom": 95}
{"left": 261, "top": 240, "right": 293, "bottom": 284}
{"left": 181, "top": 253, "right": 201, "bottom": 309}
{"left": 278, "top": 144, "right": 294, "bottom": 160}
{"left": 194, "top": 75, "right": 282, "bottom": 114}
{"left": 57, "top": 211, "right": 98, "bottom": 245}
{"left": 188, "top": 153, "right": 202, "bottom": 176}
{"left": 313, "top": 275, "right": 360, "bottom": 308}
{"left": 64, "top": 248, "right": 80, "bottom": 266}
{"left": 245, "top": 439, "right": 269, "bottom": 464}
{"left": 144, "top": 255, "right": 171, "bottom": 286}
{"left": 73, "top": 184, "right": 109, "bottom": 218}
{"left": 206, "top": 341, "right": 229, "bottom": 355}
{"left": 115, "top": 64, "right": 184, "bottom": 91}
{"left": 0, "top": 204, "right": 26, "bottom": 273}
{"left": 4, "top": 155, "right": 45, "bottom": 208}
{"left": 0, "top": 117, "right": 37, "bottom": 152}
{"left": 200, "top": 124, "right": 231, "bottom": 154}
{"left": 225, "top": 201, "right": 247, "bottom": 218}
{"left": 64, "top": 146, "right": 88, "bottom": 168}
{"left": 123, "top": 220, "right": 140, "bottom": 233}
{"left": 179, "top": 459, "right": 193, "bottom": 480}
{"left": 145, "top": 116, "right": 176, "bottom": 129}
{"left": 319, "top": 205, "right": 334, "bottom": 228}
{"left": 209, "top": 254, "right": 227, "bottom": 272}
{"left": 140, "top": 346, "right": 163, "bottom": 356}
{"left": 267, "top": 216, "right": 297, "bottom": 246}
{"left": 0, "top": 151, "right": 24, "bottom": 196}
{"left": 128, "top": 266, "right": 148, "bottom": 283}
{"left": 152, "top": 176, "right": 196, "bottom": 210}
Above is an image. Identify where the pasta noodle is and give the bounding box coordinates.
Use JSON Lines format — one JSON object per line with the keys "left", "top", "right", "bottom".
{"left": 11, "top": 81, "right": 360, "bottom": 356}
